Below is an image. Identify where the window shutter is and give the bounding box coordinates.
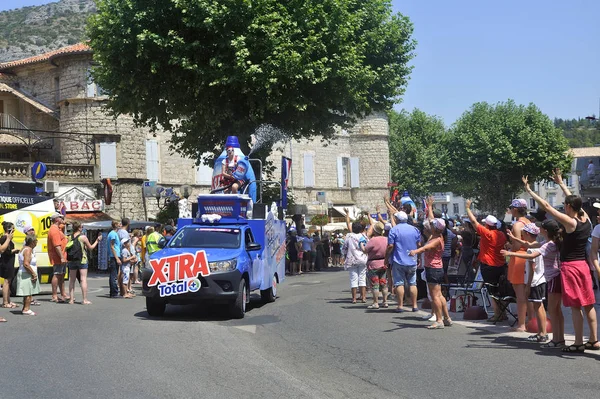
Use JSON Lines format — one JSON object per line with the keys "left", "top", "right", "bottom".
{"left": 99, "top": 142, "right": 117, "bottom": 178}
{"left": 145, "top": 140, "right": 159, "bottom": 181}
{"left": 350, "top": 157, "right": 360, "bottom": 188}
{"left": 337, "top": 157, "right": 344, "bottom": 188}
{"left": 303, "top": 153, "right": 315, "bottom": 187}
{"left": 86, "top": 69, "right": 96, "bottom": 97}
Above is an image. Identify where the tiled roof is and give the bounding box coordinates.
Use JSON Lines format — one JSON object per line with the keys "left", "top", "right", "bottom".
{"left": 0, "top": 82, "right": 57, "bottom": 117}
{"left": 0, "top": 43, "right": 91, "bottom": 71}
{"left": 570, "top": 147, "right": 600, "bottom": 158}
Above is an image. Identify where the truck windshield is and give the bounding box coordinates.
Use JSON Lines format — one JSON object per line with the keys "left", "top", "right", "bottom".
{"left": 168, "top": 227, "right": 241, "bottom": 249}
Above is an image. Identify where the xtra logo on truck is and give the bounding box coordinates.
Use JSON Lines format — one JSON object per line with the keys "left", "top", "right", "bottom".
{"left": 148, "top": 251, "right": 211, "bottom": 297}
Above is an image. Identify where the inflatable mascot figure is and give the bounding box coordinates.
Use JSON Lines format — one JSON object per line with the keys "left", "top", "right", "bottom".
{"left": 210, "top": 136, "right": 257, "bottom": 202}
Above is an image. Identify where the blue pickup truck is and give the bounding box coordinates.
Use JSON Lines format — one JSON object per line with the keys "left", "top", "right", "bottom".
{"left": 142, "top": 195, "right": 286, "bottom": 318}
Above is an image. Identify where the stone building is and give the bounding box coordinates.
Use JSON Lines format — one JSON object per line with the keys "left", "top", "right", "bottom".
{"left": 268, "top": 112, "right": 391, "bottom": 222}
{"left": 0, "top": 43, "right": 391, "bottom": 222}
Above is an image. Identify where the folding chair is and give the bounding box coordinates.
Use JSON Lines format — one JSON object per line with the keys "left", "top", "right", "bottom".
{"left": 448, "top": 267, "right": 491, "bottom": 315}
{"left": 485, "top": 275, "right": 518, "bottom": 326}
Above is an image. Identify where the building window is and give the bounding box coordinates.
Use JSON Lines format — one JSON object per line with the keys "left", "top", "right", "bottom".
{"left": 336, "top": 156, "right": 359, "bottom": 188}
{"left": 453, "top": 203, "right": 459, "bottom": 215}
{"left": 548, "top": 193, "right": 556, "bottom": 207}
{"left": 86, "top": 68, "right": 107, "bottom": 97}
{"left": 530, "top": 198, "right": 536, "bottom": 209}
{"left": 99, "top": 142, "right": 117, "bottom": 178}
{"left": 546, "top": 181, "right": 556, "bottom": 189}
{"left": 145, "top": 139, "right": 159, "bottom": 181}
{"left": 563, "top": 176, "right": 573, "bottom": 187}
{"left": 441, "top": 204, "right": 448, "bottom": 214}
{"left": 303, "top": 153, "right": 315, "bottom": 187}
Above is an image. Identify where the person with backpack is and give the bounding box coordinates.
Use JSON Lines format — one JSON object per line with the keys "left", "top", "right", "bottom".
{"left": 66, "top": 221, "right": 101, "bottom": 305}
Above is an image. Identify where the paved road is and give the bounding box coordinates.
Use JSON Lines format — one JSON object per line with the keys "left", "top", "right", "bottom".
{"left": 2, "top": 269, "right": 599, "bottom": 399}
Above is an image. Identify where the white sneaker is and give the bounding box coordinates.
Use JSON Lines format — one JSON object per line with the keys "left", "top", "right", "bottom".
{"left": 422, "top": 314, "right": 435, "bottom": 321}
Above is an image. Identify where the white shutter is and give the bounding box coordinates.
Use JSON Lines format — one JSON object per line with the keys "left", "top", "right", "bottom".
{"left": 303, "top": 153, "right": 315, "bottom": 187}
{"left": 350, "top": 157, "right": 360, "bottom": 188}
{"left": 86, "top": 69, "right": 96, "bottom": 97}
{"left": 145, "top": 140, "right": 159, "bottom": 181}
{"left": 337, "top": 157, "right": 344, "bottom": 188}
{"left": 99, "top": 142, "right": 117, "bottom": 178}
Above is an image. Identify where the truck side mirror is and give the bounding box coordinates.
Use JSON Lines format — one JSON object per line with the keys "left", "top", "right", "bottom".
{"left": 246, "top": 242, "right": 261, "bottom": 252}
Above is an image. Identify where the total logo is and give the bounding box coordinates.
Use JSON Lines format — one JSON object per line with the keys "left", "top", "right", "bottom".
{"left": 158, "top": 278, "right": 201, "bottom": 297}
{"left": 148, "top": 251, "right": 210, "bottom": 298}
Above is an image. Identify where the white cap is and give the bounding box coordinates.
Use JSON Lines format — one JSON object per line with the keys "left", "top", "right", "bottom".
{"left": 483, "top": 215, "right": 498, "bottom": 227}
{"left": 120, "top": 237, "right": 130, "bottom": 244}
{"left": 384, "top": 223, "right": 392, "bottom": 231}
{"left": 394, "top": 211, "right": 408, "bottom": 222}
{"left": 593, "top": 202, "right": 600, "bottom": 209}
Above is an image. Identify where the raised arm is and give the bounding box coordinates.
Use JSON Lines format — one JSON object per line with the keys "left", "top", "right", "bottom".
{"left": 522, "top": 176, "right": 576, "bottom": 231}
{"left": 465, "top": 199, "right": 480, "bottom": 229}
{"left": 343, "top": 207, "right": 352, "bottom": 232}
{"left": 552, "top": 168, "right": 572, "bottom": 197}
{"left": 426, "top": 196, "right": 434, "bottom": 222}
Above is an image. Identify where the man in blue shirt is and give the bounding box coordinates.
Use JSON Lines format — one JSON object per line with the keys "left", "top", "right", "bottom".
{"left": 107, "top": 220, "right": 122, "bottom": 298}
{"left": 385, "top": 211, "right": 421, "bottom": 312}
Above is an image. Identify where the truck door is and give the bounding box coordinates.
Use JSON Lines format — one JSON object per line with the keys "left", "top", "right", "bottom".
{"left": 245, "top": 228, "right": 262, "bottom": 290}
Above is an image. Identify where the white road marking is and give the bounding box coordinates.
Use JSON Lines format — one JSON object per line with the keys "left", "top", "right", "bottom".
{"left": 234, "top": 325, "right": 257, "bottom": 334}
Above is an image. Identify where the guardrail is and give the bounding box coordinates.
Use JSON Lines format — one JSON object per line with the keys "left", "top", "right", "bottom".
{"left": 0, "top": 162, "right": 97, "bottom": 183}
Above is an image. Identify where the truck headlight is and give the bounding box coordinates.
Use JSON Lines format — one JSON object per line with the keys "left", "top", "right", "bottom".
{"left": 209, "top": 259, "right": 237, "bottom": 272}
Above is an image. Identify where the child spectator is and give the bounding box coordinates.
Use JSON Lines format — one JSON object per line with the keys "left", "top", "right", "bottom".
{"left": 502, "top": 223, "right": 548, "bottom": 342}
{"left": 120, "top": 238, "right": 136, "bottom": 298}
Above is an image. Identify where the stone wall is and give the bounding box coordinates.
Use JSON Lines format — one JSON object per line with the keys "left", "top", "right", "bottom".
{"left": 268, "top": 112, "right": 390, "bottom": 213}
{"left": 11, "top": 63, "right": 58, "bottom": 108}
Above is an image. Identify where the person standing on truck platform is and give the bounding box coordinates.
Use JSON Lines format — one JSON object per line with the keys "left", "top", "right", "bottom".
{"left": 222, "top": 146, "right": 243, "bottom": 194}
{"left": 0, "top": 223, "right": 18, "bottom": 310}
{"left": 107, "top": 220, "right": 122, "bottom": 298}
{"left": 48, "top": 213, "right": 69, "bottom": 303}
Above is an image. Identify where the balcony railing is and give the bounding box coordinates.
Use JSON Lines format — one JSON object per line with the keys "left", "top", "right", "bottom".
{"left": 0, "top": 162, "right": 97, "bottom": 183}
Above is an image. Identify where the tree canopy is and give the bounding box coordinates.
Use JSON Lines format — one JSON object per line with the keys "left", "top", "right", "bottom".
{"left": 388, "top": 109, "right": 449, "bottom": 198}
{"left": 446, "top": 100, "right": 572, "bottom": 214}
{"left": 88, "top": 0, "right": 416, "bottom": 160}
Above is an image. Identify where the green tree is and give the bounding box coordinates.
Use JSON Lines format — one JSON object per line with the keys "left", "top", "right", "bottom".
{"left": 388, "top": 109, "right": 449, "bottom": 198}
{"left": 447, "top": 100, "right": 572, "bottom": 215}
{"left": 554, "top": 117, "right": 600, "bottom": 148}
{"left": 88, "top": 0, "right": 416, "bottom": 160}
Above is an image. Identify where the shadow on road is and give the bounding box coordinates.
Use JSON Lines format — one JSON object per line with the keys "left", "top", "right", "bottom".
{"left": 133, "top": 295, "right": 270, "bottom": 322}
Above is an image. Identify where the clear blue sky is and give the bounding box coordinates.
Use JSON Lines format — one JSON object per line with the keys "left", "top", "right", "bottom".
{"left": 3, "top": 0, "right": 599, "bottom": 126}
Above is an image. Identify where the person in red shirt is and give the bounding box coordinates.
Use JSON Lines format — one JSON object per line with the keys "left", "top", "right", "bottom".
{"left": 465, "top": 199, "right": 508, "bottom": 322}
{"left": 48, "top": 213, "right": 69, "bottom": 302}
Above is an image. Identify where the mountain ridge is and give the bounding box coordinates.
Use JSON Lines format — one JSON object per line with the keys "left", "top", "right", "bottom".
{"left": 0, "top": 0, "right": 96, "bottom": 63}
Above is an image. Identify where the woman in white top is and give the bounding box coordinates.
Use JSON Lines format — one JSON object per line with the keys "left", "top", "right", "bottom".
{"left": 17, "top": 234, "right": 40, "bottom": 316}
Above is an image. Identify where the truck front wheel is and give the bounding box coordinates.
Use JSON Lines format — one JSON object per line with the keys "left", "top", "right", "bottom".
{"left": 260, "top": 274, "right": 277, "bottom": 303}
{"left": 146, "top": 297, "right": 166, "bottom": 317}
{"left": 229, "top": 279, "right": 246, "bottom": 319}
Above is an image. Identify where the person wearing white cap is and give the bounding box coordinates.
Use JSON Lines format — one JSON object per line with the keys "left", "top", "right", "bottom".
{"left": 119, "top": 237, "right": 136, "bottom": 298}
{"left": 465, "top": 200, "right": 508, "bottom": 322}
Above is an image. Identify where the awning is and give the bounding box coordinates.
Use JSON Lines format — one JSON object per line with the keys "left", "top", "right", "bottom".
{"left": 312, "top": 222, "right": 349, "bottom": 233}
{"left": 65, "top": 212, "right": 113, "bottom": 224}
{"left": 331, "top": 206, "right": 361, "bottom": 220}
{"left": 0, "top": 82, "right": 57, "bottom": 118}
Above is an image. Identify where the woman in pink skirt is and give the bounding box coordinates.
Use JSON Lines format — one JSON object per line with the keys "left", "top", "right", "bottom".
{"left": 523, "top": 176, "right": 597, "bottom": 352}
